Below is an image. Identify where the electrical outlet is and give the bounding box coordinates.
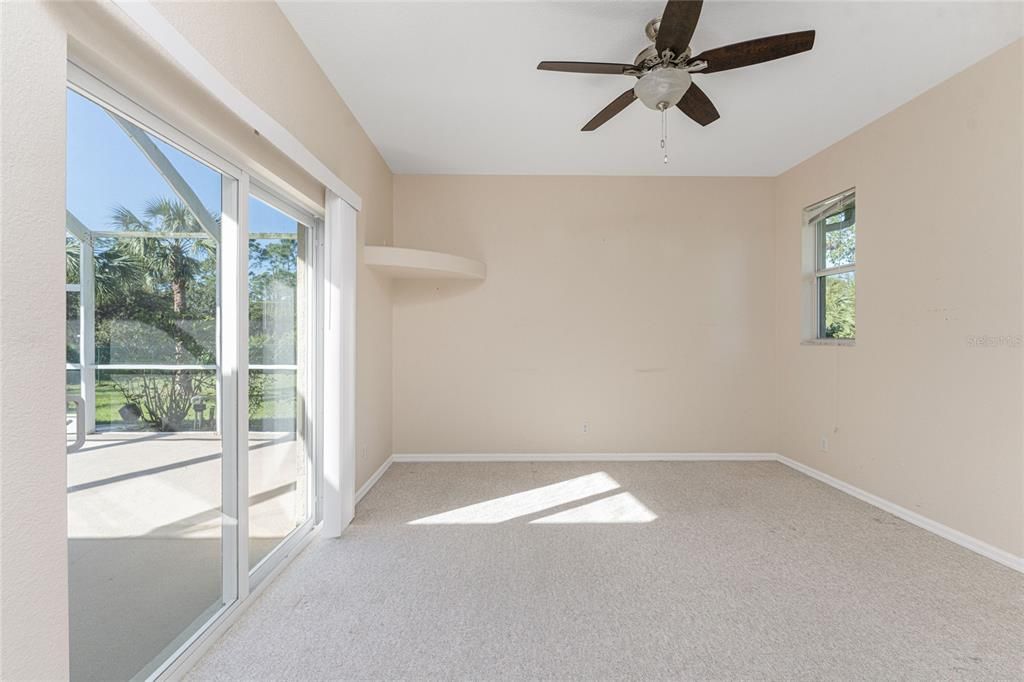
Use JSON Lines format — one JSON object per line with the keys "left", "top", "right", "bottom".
{"left": 820, "top": 436, "right": 829, "bottom": 452}
{"left": 582, "top": 422, "right": 589, "bottom": 434}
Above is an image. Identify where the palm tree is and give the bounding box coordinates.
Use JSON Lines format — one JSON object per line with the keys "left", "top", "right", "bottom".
{"left": 66, "top": 236, "right": 146, "bottom": 301}
{"left": 107, "top": 199, "right": 218, "bottom": 429}
{"left": 110, "top": 199, "right": 215, "bottom": 316}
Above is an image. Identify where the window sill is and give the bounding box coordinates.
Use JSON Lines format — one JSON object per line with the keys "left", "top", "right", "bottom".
{"left": 801, "top": 338, "right": 856, "bottom": 347}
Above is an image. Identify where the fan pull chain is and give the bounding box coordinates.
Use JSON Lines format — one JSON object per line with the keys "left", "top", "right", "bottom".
{"left": 660, "top": 105, "right": 669, "bottom": 164}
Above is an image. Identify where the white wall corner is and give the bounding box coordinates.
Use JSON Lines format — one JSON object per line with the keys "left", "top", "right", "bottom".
{"left": 774, "top": 455, "right": 1024, "bottom": 574}
{"left": 356, "top": 456, "right": 394, "bottom": 504}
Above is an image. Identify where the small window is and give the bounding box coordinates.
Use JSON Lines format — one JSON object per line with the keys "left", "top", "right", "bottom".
{"left": 804, "top": 190, "right": 856, "bottom": 342}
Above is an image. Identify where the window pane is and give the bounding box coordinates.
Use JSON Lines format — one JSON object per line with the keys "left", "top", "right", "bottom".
{"left": 67, "top": 290, "right": 81, "bottom": 364}
{"left": 822, "top": 211, "right": 856, "bottom": 269}
{"left": 249, "top": 237, "right": 298, "bottom": 365}
{"left": 67, "top": 89, "right": 221, "bottom": 233}
{"left": 67, "top": 368, "right": 82, "bottom": 394}
{"left": 66, "top": 235, "right": 80, "bottom": 284}
{"left": 247, "top": 194, "right": 309, "bottom": 570}
{"left": 820, "top": 272, "right": 856, "bottom": 339}
{"left": 67, "top": 369, "right": 81, "bottom": 436}
{"left": 248, "top": 368, "right": 306, "bottom": 568}
{"left": 249, "top": 195, "right": 299, "bottom": 366}
{"left": 93, "top": 236, "right": 218, "bottom": 365}
{"left": 67, "top": 87, "right": 231, "bottom": 682}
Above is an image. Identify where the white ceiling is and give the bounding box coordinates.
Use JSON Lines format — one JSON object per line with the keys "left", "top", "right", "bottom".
{"left": 280, "top": 1, "right": 1023, "bottom": 176}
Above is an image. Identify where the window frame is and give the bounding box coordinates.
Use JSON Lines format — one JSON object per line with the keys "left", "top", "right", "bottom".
{"left": 245, "top": 186, "right": 322, "bottom": 585}
{"left": 802, "top": 189, "right": 856, "bottom": 346}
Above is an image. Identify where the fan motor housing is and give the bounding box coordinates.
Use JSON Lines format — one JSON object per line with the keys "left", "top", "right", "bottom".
{"left": 634, "top": 45, "right": 659, "bottom": 67}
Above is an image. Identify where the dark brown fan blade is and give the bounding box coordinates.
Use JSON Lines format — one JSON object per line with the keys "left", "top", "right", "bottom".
{"left": 655, "top": 0, "right": 703, "bottom": 57}
{"left": 676, "top": 83, "right": 719, "bottom": 126}
{"left": 537, "top": 61, "right": 636, "bottom": 75}
{"left": 690, "top": 30, "right": 815, "bottom": 73}
{"left": 582, "top": 89, "right": 637, "bottom": 131}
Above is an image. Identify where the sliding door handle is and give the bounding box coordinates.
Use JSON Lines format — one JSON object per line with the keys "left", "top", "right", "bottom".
{"left": 67, "top": 396, "right": 86, "bottom": 453}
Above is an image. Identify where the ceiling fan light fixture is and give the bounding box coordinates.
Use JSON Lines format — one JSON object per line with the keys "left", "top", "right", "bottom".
{"left": 537, "top": 1, "right": 816, "bottom": 131}
{"left": 634, "top": 67, "right": 692, "bottom": 110}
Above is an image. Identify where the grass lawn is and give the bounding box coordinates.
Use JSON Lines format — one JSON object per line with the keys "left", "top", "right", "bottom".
{"left": 69, "top": 372, "right": 296, "bottom": 432}
{"left": 95, "top": 380, "right": 131, "bottom": 426}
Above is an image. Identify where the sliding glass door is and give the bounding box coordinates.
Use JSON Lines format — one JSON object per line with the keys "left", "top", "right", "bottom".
{"left": 247, "top": 190, "right": 317, "bottom": 571}
{"left": 65, "top": 70, "right": 321, "bottom": 681}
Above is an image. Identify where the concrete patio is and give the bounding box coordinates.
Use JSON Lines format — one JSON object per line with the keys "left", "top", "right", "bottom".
{"left": 67, "top": 431, "right": 307, "bottom": 681}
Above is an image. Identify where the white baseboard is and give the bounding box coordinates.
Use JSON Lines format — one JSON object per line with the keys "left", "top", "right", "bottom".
{"left": 354, "top": 452, "right": 1023, "bottom": 574}
{"left": 355, "top": 455, "right": 394, "bottom": 503}
{"left": 774, "top": 455, "right": 1024, "bottom": 574}
{"left": 391, "top": 452, "right": 777, "bottom": 463}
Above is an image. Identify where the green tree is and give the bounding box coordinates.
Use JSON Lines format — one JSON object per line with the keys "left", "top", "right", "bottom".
{"left": 248, "top": 238, "right": 298, "bottom": 364}
{"left": 820, "top": 208, "right": 856, "bottom": 339}
{"left": 824, "top": 274, "right": 856, "bottom": 339}
{"left": 66, "top": 197, "right": 281, "bottom": 431}
{"left": 67, "top": 236, "right": 148, "bottom": 302}
{"left": 823, "top": 220, "right": 855, "bottom": 268}
{"left": 102, "top": 199, "right": 218, "bottom": 429}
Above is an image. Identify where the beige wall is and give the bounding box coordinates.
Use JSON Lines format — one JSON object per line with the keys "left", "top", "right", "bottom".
{"left": 0, "top": 3, "right": 72, "bottom": 678}
{"left": 773, "top": 40, "right": 1023, "bottom": 556}
{"left": 393, "top": 176, "right": 778, "bottom": 454}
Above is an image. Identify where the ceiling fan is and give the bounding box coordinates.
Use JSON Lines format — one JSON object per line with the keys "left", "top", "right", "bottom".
{"left": 537, "top": 0, "right": 815, "bottom": 132}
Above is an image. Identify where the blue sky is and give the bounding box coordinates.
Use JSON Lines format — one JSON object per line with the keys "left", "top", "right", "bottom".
{"left": 67, "top": 89, "right": 295, "bottom": 235}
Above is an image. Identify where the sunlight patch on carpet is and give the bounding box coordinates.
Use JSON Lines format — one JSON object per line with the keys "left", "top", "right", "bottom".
{"left": 407, "top": 472, "right": 620, "bottom": 524}
{"left": 530, "top": 492, "right": 656, "bottom": 524}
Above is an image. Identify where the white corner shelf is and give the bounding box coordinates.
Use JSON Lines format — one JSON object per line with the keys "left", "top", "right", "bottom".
{"left": 363, "top": 246, "right": 486, "bottom": 280}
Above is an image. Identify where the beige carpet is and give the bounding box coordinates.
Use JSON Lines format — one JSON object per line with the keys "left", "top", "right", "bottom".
{"left": 189, "top": 462, "right": 1024, "bottom": 680}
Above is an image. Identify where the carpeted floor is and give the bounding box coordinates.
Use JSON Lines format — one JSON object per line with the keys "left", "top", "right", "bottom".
{"left": 189, "top": 462, "right": 1024, "bottom": 680}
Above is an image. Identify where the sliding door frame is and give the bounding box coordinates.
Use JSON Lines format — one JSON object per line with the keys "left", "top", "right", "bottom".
{"left": 247, "top": 182, "right": 323, "bottom": 588}
{"left": 66, "top": 62, "right": 327, "bottom": 681}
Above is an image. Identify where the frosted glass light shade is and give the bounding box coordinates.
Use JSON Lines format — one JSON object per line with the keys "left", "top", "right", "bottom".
{"left": 634, "top": 68, "right": 692, "bottom": 110}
